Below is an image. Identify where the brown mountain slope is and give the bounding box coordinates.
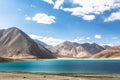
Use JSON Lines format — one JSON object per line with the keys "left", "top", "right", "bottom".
{"left": 92, "top": 46, "right": 120, "bottom": 58}
{"left": 51, "top": 41, "right": 105, "bottom": 58}
{"left": 0, "top": 27, "right": 55, "bottom": 59}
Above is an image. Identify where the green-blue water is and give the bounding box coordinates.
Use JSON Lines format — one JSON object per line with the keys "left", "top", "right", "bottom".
{"left": 0, "top": 60, "right": 120, "bottom": 73}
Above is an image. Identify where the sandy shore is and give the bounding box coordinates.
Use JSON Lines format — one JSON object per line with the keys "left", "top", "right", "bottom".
{"left": 4, "top": 57, "right": 120, "bottom": 62}
{"left": 0, "top": 72, "right": 120, "bottom": 80}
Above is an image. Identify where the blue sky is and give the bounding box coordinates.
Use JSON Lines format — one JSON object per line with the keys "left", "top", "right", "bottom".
{"left": 0, "top": 0, "right": 120, "bottom": 46}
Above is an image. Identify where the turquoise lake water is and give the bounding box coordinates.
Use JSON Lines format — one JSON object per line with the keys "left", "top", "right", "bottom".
{"left": 0, "top": 60, "right": 120, "bottom": 73}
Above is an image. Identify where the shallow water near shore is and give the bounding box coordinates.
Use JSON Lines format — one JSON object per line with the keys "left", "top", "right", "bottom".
{"left": 0, "top": 59, "right": 120, "bottom": 73}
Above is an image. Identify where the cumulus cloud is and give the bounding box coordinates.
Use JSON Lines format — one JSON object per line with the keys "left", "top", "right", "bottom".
{"left": 94, "top": 34, "right": 102, "bottom": 39}
{"left": 62, "top": 7, "right": 95, "bottom": 20}
{"left": 82, "top": 15, "right": 95, "bottom": 21}
{"left": 72, "top": 37, "right": 85, "bottom": 43}
{"left": 71, "top": 36, "right": 91, "bottom": 43}
{"left": 29, "top": 34, "right": 64, "bottom": 46}
{"left": 71, "top": 0, "right": 117, "bottom": 14}
{"left": 29, "top": 35, "right": 91, "bottom": 46}
{"left": 104, "top": 11, "right": 120, "bottom": 22}
{"left": 43, "top": 0, "right": 54, "bottom": 4}
{"left": 25, "top": 13, "right": 56, "bottom": 24}
{"left": 43, "top": 0, "right": 64, "bottom": 9}
{"left": 32, "top": 13, "right": 56, "bottom": 24}
{"left": 43, "top": 0, "right": 120, "bottom": 21}
{"left": 54, "top": 0, "right": 64, "bottom": 9}
{"left": 62, "top": 0, "right": 120, "bottom": 21}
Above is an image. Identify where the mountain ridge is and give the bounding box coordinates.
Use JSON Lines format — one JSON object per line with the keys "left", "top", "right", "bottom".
{"left": 51, "top": 41, "right": 105, "bottom": 58}
{"left": 92, "top": 46, "right": 120, "bottom": 58}
{"left": 0, "top": 27, "right": 55, "bottom": 59}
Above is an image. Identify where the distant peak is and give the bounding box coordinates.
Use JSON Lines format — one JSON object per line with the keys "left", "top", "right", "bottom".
{"left": 60, "top": 41, "right": 80, "bottom": 47}
{"left": 64, "top": 41, "right": 72, "bottom": 44}
{"left": 82, "top": 43, "right": 90, "bottom": 45}
{"left": 92, "top": 43, "right": 98, "bottom": 45}
{"left": 6, "top": 27, "right": 22, "bottom": 33}
{"left": 8, "top": 27, "right": 19, "bottom": 30}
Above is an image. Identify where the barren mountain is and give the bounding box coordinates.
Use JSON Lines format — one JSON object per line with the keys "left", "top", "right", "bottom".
{"left": 51, "top": 41, "right": 105, "bottom": 58}
{"left": 80, "top": 43, "right": 105, "bottom": 54}
{"left": 0, "top": 27, "right": 55, "bottom": 59}
{"left": 92, "top": 46, "right": 120, "bottom": 58}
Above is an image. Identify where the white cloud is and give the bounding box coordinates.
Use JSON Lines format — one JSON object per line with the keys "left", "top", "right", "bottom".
{"left": 25, "top": 13, "right": 56, "bottom": 24}
{"left": 71, "top": 37, "right": 92, "bottom": 43}
{"left": 26, "top": 13, "right": 56, "bottom": 24}
{"left": 72, "top": 37, "right": 85, "bottom": 43}
{"left": 32, "top": 13, "right": 56, "bottom": 24}
{"left": 62, "top": 0, "right": 120, "bottom": 21}
{"left": 94, "top": 34, "right": 102, "bottom": 39}
{"left": 43, "top": 0, "right": 120, "bottom": 21}
{"left": 62, "top": 7, "right": 96, "bottom": 20}
{"left": 29, "top": 34, "right": 64, "bottom": 46}
{"left": 82, "top": 15, "right": 95, "bottom": 21}
{"left": 101, "top": 44, "right": 114, "bottom": 46}
{"left": 69, "top": 0, "right": 120, "bottom": 14}
{"left": 43, "top": 0, "right": 54, "bottom": 4}
{"left": 106, "top": 44, "right": 114, "bottom": 46}
{"left": 29, "top": 35, "right": 91, "bottom": 46}
{"left": 25, "top": 17, "right": 31, "bottom": 21}
{"left": 104, "top": 11, "right": 120, "bottom": 22}
{"left": 43, "top": 0, "right": 64, "bottom": 9}
{"left": 54, "top": 0, "right": 64, "bottom": 9}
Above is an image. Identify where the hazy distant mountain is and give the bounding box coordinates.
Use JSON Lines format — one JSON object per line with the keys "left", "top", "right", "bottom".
{"left": 34, "top": 39, "right": 52, "bottom": 49}
{"left": 0, "top": 27, "right": 55, "bottom": 59}
{"left": 92, "top": 46, "right": 120, "bottom": 58}
{"left": 80, "top": 43, "right": 105, "bottom": 54}
{"left": 51, "top": 41, "right": 105, "bottom": 58}
{"left": 102, "top": 45, "right": 111, "bottom": 49}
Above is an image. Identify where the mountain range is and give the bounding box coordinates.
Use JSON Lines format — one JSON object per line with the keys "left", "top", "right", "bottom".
{"left": 50, "top": 41, "right": 106, "bottom": 58}
{"left": 0, "top": 27, "right": 119, "bottom": 60}
{"left": 0, "top": 27, "right": 55, "bottom": 59}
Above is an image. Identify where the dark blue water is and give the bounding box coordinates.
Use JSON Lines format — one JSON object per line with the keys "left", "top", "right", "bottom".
{"left": 0, "top": 60, "right": 120, "bottom": 73}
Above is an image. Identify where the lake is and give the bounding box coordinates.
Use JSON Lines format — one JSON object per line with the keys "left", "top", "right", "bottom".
{"left": 0, "top": 59, "right": 120, "bottom": 73}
